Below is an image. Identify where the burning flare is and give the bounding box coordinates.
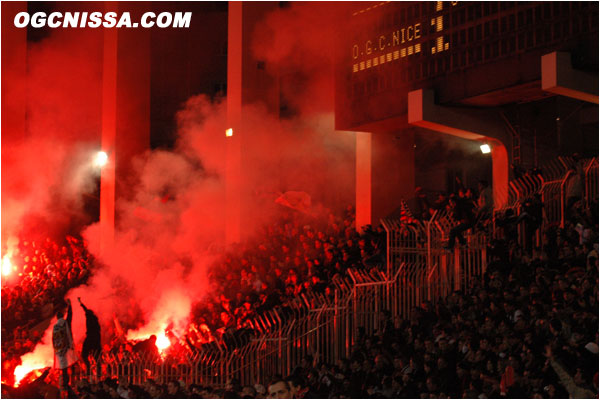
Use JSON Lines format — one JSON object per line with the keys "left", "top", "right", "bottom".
{"left": 155, "top": 331, "right": 171, "bottom": 353}
{"left": 14, "top": 365, "right": 45, "bottom": 387}
{"left": 128, "top": 323, "right": 172, "bottom": 355}
{"left": 12, "top": 327, "right": 55, "bottom": 386}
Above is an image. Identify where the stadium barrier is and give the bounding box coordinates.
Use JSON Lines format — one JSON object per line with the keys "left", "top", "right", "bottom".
{"left": 63, "top": 158, "right": 596, "bottom": 389}
{"left": 69, "top": 265, "right": 406, "bottom": 387}
{"left": 508, "top": 171, "right": 543, "bottom": 205}
{"left": 585, "top": 158, "right": 598, "bottom": 210}
{"left": 494, "top": 157, "right": 597, "bottom": 247}
{"left": 541, "top": 156, "right": 576, "bottom": 181}
{"left": 541, "top": 177, "right": 565, "bottom": 228}
{"left": 382, "top": 209, "right": 487, "bottom": 315}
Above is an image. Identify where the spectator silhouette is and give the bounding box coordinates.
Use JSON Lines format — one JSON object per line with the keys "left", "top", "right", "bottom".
{"left": 52, "top": 299, "right": 77, "bottom": 390}
{"left": 445, "top": 194, "right": 476, "bottom": 250}
{"left": 78, "top": 297, "right": 101, "bottom": 378}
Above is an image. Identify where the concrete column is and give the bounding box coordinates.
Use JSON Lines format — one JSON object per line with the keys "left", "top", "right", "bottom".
{"left": 226, "top": 2, "right": 243, "bottom": 244}
{"left": 1, "top": 2, "right": 27, "bottom": 142}
{"left": 1, "top": 2, "right": 27, "bottom": 243}
{"left": 489, "top": 139, "right": 509, "bottom": 209}
{"left": 100, "top": 2, "right": 118, "bottom": 255}
{"left": 100, "top": 2, "right": 151, "bottom": 254}
{"left": 115, "top": 3, "right": 151, "bottom": 200}
{"left": 355, "top": 132, "right": 372, "bottom": 231}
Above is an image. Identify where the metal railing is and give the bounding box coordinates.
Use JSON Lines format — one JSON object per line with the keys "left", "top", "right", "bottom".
{"left": 541, "top": 177, "right": 565, "bottom": 228}
{"left": 63, "top": 156, "right": 596, "bottom": 389}
{"left": 585, "top": 158, "right": 598, "bottom": 209}
{"left": 67, "top": 265, "right": 409, "bottom": 388}
{"left": 382, "top": 209, "right": 487, "bottom": 315}
{"left": 508, "top": 171, "right": 544, "bottom": 205}
{"left": 541, "top": 156, "right": 576, "bottom": 181}
{"left": 494, "top": 157, "right": 598, "bottom": 244}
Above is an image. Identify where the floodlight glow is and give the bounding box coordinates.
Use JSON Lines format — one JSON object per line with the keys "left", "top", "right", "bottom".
{"left": 480, "top": 144, "right": 491, "bottom": 154}
{"left": 2, "top": 255, "right": 12, "bottom": 276}
{"left": 225, "top": 128, "right": 233, "bottom": 137}
{"left": 94, "top": 151, "right": 108, "bottom": 167}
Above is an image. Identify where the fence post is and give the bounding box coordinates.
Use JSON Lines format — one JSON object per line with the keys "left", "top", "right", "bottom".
{"left": 454, "top": 249, "right": 461, "bottom": 291}
{"left": 345, "top": 296, "right": 351, "bottom": 357}
{"left": 584, "top": 158, "right": 598, "bottom": 209}
{"left": 560, "top": 170, "right": 573, "bottom": 228}
{"left": 334, "top": 289, "right": 339, "bottom": 362}
{"left": 426, "top": 215, "right": 432, "bottom": 300}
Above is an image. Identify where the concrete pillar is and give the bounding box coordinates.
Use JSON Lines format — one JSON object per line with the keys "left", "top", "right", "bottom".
{"left": 1, "top": 2, "right": 27, "bottom": 243}
{"left": 115, "top": 3, "right": 151, "bottom": 200}
{"left": 408, "top": 89, "right": 510, "bottom": 208}
{"left": 1, "top": 2, "right": 27, "bottom": 142}
{"left": 489, "top": 139, "right": 509, "bottom": 208}
{"left": 542, "top": 51, "right": 598, "bottom": 104}
{"left": 100, "top": 2, "right": 118, "bottom": 255}
{"left": 226, "top": 2, "right": 243, "bottom": 244}
{"left": 355, "top": 132, "right": 372, "bottom": 230}
{"left": 100, "top": 2, "right": 151, "bottom": 254}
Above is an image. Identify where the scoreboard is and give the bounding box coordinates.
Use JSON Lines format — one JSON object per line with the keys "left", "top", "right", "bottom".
{"left": 350, "top": 1, "right": 450, "bottom": 75}
{"left": 335, "top": 1, "right": 599, "bottom": 130}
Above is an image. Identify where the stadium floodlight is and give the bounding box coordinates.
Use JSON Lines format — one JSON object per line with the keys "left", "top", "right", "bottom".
{"left": 480, "top": 144, "right": 491, "bottom": 154}
{"left": 94, "top": 151, "right": 109, "bottom": 168}
{"left": 2, "top": 255, "right": 12, "bottom": 276}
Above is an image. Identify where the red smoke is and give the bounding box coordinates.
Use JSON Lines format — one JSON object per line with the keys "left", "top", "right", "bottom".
{"left": 2, "top": 4, "right": 103, "bottom": 242}
{"left": 251, "top": 2, "right": 354, "bottom": 115}
{"left": 3, "top": 2, "right": 358, "bottom": 371}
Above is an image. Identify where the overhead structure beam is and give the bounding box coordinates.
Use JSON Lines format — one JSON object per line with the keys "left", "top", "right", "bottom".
{"left": 542, "top": 51, "right": 598, "bottom": 104}
{"left": 408, "top": 89, "right": 509, "bottom": 208}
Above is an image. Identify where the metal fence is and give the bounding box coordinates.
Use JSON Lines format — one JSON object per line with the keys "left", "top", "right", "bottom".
{"left": 585, "top": 158, "right": 598, "bottom": 209}
{"left": 540, "top": 157, "right": 597, "bottom": 229}
{"left": 541, "top": 177, "right": 565, "bottom": 228}
{"left": 68, "top": 265, "right": 406, "bottom": 388}
{"left": 63, "top": 158, "right": 597, "bottom": 390}
{"left": 382, "top": 209, "right": 487, "bottom": 317}
{"left": 541, "top": 156, "right": 576, "bottom": 182}
{"left": 493, "top": 157, "right": 598, "bottom": 246}
{"left": 508, "top": 171, "right": 544, "bottom": 205}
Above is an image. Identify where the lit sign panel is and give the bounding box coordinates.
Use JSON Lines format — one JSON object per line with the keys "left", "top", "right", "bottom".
{"left": 335, "top": 1, "right": 598, "bottom": 130}
{"left": 350, "top": 1, "right": 452, "bottom": 74}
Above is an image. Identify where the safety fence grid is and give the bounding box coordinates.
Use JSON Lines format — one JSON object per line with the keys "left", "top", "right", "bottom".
{"left": 62, "top": 157, "right": 596, "bottom": 389}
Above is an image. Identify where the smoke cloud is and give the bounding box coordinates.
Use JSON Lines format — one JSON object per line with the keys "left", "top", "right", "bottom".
{"left": 4, "top": 2, "right": 358, "bottom": 359}
{"left": 2, "top": 9, "right": 103, "bottom": 242}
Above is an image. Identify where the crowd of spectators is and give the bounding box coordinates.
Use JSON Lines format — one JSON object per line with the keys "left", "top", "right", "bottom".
{"left": 2, "top": 162, "right": 597, "bottom": 398}
{"left": 186, "top": 207, "right": 385, "bottom": 346}
{"left": 4, "top": 198, "right": 597, "bottom": 399}
{"left": 1, "top": 203, "right": 387, "bottom": 390}
{"left": 1, "top": 235, "right": 94, "bottom": 386}
{"left": 91, "top": 206, "right": 387, "bottom": 365}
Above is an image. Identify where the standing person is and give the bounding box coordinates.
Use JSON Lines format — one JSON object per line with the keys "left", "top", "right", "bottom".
{"left": 565, "top": 160, "right": 584, "bottom": 219}
{"left": 477, "top": 180, "right": 494, "bottom": 220}
{"left": 78, "top": 297, "right": 102, "bottom": 378}
{"left": 445, "top": 194, "right": 476, "bottom": 251}
{"left": 52, "top": 299, "right": 77, "bottom": 390}
{"left": 517, "top": 194, "right": 543, "bottom": 254}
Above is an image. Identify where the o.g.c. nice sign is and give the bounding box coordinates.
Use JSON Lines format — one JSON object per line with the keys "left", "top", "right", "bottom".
{"left": 350, "top": 1, "right": 454, "bottom": 74}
